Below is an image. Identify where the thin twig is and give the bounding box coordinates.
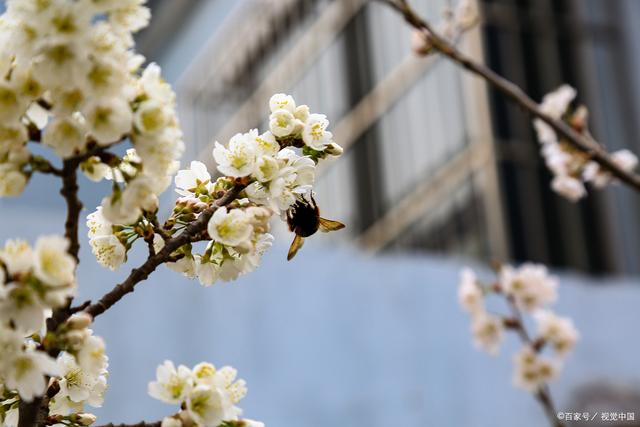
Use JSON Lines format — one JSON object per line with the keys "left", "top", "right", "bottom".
{"left": 147, "top": 213, "right": 171, "bottom": 241}
{"left": 380, "top": 0, "right": 640, "bottom": 191}
{"left": 84, "top": 184, "right": 244, "bottom": 319}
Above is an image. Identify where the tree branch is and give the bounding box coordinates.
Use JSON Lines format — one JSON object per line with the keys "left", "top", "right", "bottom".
{"left": 19, "top": 159, "right": 86, "bottom": 427}
{"left": 380, "top": 0, "right": 640, "bottom": 191}
{"left": 61, "top": 159, "right": 83, "bottom": 262}
{"left": 84, "top": 184, "right": 244, "bottom": 319}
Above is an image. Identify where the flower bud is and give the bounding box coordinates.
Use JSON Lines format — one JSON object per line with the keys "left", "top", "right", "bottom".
{"left": 325, "top": 142, "right": 343, "bottom": 157}
{"left": 178, "top": 410, "right": 195, "bottom": 426}
{"left": 75, "top": 413, "right": 97, "bottom": 426}
{"left": 411, "top": 29, "right": 433, "bottom": 56}
{"left": 65, "top": 329, "right": 88, "bottom": 347}
{"left": 67, "top": 312, "right": 93, "bottom": 330}
{"left": 161, "top": 416, "right": 183, "bottom": 427}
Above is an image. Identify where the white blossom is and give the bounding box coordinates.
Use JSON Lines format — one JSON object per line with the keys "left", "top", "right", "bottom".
{"left": 52, "top": 352, "right": 107, "bottom": 413}
{"left": 457, "top": 268, "right": 483, "bottom": 314}
{"left": 186, "top": 385, "right": 240, "bottom": 427}
{"left": 253, "top": 155, "right": 280, "bottom": 183}
{"left": 134, "top": 99, "right": 170, "bottom": 135}
{"left": 0, "top": 83, "right": 27, "bottom": 123}
{"left": 195, "top": 256, "right": 220, "bottom": 287}
{"left": 0, "top": 122, "right": 28, "bottom": 148}
{"left": 87, "top": 207, "right": 114, "bottom": 239}
{"left": 138, "top": 63, "right": 174, "bottom": 104}
{"left": 42, "top": 115, "right": 87, "bottom": 158}
{"left": 0, "top": 283, "right": 46, "bottom": 333}
{"left": 134, "top": 128, "right": 184, "bottom": 179}
{"left": 0, "top": 239, "right": 33, "bottom": 274}
{"left": 551, "top": 175, "right": 586, "bottom": 202}
{"left": 207, "top": 207, "right": 253, "bottom": 248}
{"left": 100, "top": 176, "right": 159, "bottom": 225}
{"left": 192, "top": 362, "right": 217, "bottom": 386}
{"left": 175, "top": 161, "right": 212, "bottom": 198}
{"left": 538, "top": 85, "right": 576, "bottom": 122}
{"left": 268, "top": 109, "right": 297, "bottom": 138}
{"left": 148, "top": 360, "right": 193, "bottom": 405}
{"left": 167, "top": 255, "right": 197, "bottom": 279}
{"left": 471, "top": 313, "right": 504, "bottom": 355}
{"left": 90, "top": 235, "right": 126, "bottom": 270}
{"left": 76, "top": 334, "right": 108, "bottom": 377}
{"left": 534, "top": 310, "right": 579, "bottom": 357}
{"left": 269, "top": 93, "right": 296, "bottom": 114}
{"left": 85, "top": 56, "right": 129, "bottom": 98}
{"left": 160, "top": 417, "right": 182, "bottom": 427}
{"left": 84, "top": 97, "right": 133, "bottom": 145}
{"left": 499, "top": 263, "right": 557, "bottom": 312}
{"left": 0, "top": 165, "right": 28, "bottom": 198}
{"left": 512, "top": 346, "right": 558, "bottom": 392}
{"left": 213, "top": 133, "right": 257, "bottom": 178}
{"left": 33, "top": 235, "right": 76, "bottom": 288}
{"left": 302, "top": 113, "right": 333, "bottom": 151}
{"left": 583, "top": 149, "right": 638, "bottom": 188}
{"left": 3, "top": 348, "right": 60, "bottom": 402}
{"left": 454, "top": 0, "right": 479, "bottom": 31}
{"left": 251, "top": 130, "right": 279, "bottom": 157}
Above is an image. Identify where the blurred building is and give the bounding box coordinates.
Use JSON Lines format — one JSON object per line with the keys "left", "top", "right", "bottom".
{"left": 139, "top": 0, "right": 640, "bottom": 275}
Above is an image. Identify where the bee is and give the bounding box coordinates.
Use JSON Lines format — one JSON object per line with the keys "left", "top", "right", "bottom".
{"left": 286, "top": 195, "right": 345, "bottom": 260}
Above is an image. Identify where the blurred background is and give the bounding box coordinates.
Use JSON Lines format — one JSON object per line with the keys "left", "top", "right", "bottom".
{"left": 2, "top": 0, "right": 640, "bottom": 426}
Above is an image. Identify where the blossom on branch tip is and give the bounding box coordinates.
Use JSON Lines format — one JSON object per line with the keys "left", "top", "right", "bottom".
{"left": 512, "top": 346, "right": 558, "bottom": 392}
{"left": 149, "top": 360, "right": 255, "bottom": 427}
{"left": 301, "top": 114, "right": 333, "bottom": 151}
{"left": 459, "top": 263, "right": 578, "bottom": 397}
{"left": 148, "top": 361, "right": 194, "bottom": 405}
{"left": 499, "top": 263, "right": 557, "bottom": 312}
{"left": 532, "top": 84, "right": 638, "bottom": 201}
{"left": 534, "top": 310, "right": 579, "bottom": 357}
{"left": 213, "top": 133, "right": 258, "bottom": 178}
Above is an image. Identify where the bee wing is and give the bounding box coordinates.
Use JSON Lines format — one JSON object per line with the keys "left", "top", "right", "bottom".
{"left": 287, "top": 235, "right": 305, "bottom": 261}
{"left": 318, "top": 217, "right": 346, "bottom": 233}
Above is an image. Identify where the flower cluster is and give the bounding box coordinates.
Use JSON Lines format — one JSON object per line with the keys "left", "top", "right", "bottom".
{"left": 167, "top": 94, "right": 342, "bottom": 285}
{"left": 458, "top": 263, "right": 579, "bottom": 393}
{"left": 148, "top": 360, "right": 264, "bottom": 427}
{"left": 48, "top": 350, "right": 107, "bottom": 419}
{"left": 0, "top": 235, "right": 108, "bottom": 423}
{"left": 411, "top": 0, "right": 479, "bottom": 56}
{"left": 123, "top": 93, "right": 341, "bottom": 286}
{"left": 533, "top": 85, "right": 638, "bottom": 201}
{"left": 86, "top": 206, "right": 127, "bottom": 270}
{"left": 85, "top": 93, "right": 343, "bottom": 285}
{"left": 0, "top": 0, "right": 184, "bottom": 221}
{"left": 0, "top": 236, "right": 76, "bottom": 334}
{"left": 158, "top": 191, "right": 274, "bottom": 286}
